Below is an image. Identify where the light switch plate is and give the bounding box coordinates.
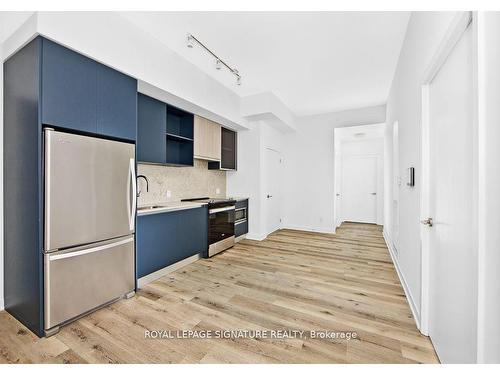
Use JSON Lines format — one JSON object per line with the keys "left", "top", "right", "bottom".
{"left": 166, "top": 190, "right": 171, "bottom": 198}
{"left": 216, "top": 188, "right": 221, "bottom": 195}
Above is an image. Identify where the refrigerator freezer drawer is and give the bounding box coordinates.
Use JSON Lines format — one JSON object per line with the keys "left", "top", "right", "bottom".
{"left": 44, "top": 235, "right": 135, "bottom": 331}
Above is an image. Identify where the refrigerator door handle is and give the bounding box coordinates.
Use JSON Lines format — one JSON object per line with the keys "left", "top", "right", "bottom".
{"left": 129, "top": 158, "right": 137, "bottom": 230}
{"left": 48, "top": 236, "right": 134, "bottom": 261}
{"left": 44, "top": 128, "right": 53, "bottom": 251}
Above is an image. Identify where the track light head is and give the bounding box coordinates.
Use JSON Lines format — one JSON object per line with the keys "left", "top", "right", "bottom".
{"left": 216, "top": 59, "right": 222, "bottom": 70}
{"left": 187, "top": 34, "right": 194, "bottom": 48}
{"left": 236, "top": 76, "right": 242, "bottom": 86}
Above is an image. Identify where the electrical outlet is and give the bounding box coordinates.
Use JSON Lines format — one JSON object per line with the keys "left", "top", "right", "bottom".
{"left": 216, "top": 188, "right": 220, "bottom": 195}
{"left": 166, "top": 190, "right": 171, "bottom": 198}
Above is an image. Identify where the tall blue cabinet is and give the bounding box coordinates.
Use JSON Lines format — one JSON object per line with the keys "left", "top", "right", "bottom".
{"left": 3, "top": 36, "right": 138, "bottom": 337}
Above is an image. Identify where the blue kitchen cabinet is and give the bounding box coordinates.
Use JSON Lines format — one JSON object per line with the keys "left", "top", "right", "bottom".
{"left": 137, "top": 93, "right": 195, "bottom": 166}
{"left": 97, "top": 64, "right": 137, "bottom": 141}
{"left": 136, "top": 207, "right": 208, "bottom": 279}
{"left": 137, "top": 93, "right": 167, "bottom": 164}
{"left": 41, "top": 38, "right": 97, "bottom": 134}
{"left": 165, "top": 106, "right": 194, "bottom": 166}
{"left": 41, "top": 38, "right": 137, "bottom": 140}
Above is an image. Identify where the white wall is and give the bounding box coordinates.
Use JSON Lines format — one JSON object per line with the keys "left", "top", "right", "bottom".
{"left": 384, "top": 12, "right": 458, "bottom": 318}
{"left": 477, "top": 11, "right": 500, "bottom": 364}
{"left": 283, "top": 105, "right": 386, "bottom": 233}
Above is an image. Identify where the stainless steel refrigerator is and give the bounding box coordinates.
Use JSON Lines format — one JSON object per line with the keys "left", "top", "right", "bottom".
{"left": 43, "top": 129, "right": 136, "bottom": 334}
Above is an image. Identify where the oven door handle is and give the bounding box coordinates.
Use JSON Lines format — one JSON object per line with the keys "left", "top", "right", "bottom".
{"left": 209, "top": 206, "right": 236, "bottom": 214}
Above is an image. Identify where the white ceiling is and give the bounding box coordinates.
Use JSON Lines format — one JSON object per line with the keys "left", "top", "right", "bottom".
{"left": 121, "top": 11, "right": 410, "bottom": 116}
{"left": 0, "top": 12, "right": 33, "bottom": 44}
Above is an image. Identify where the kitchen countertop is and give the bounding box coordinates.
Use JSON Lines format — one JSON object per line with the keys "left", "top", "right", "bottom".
{"left": 137, "top": 201, "right": 208, "bottom": 216}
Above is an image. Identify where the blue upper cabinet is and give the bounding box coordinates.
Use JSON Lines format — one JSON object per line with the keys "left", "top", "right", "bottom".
{"left": 137, "top": 94, "right": 195, "bottom": 166}
{"left": 97, "top": 64, "right": 137, "bottom": 141}
{"left": 41, "top": 38, "right": 137, "bottom": 140}
{"left": 41, "top": 38, "right": 98, "bottom": 134}
{"left": 137, "top": 93, "right": 167, "bottom": 164}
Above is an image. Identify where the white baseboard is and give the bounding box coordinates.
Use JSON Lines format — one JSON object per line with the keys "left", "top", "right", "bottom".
{"left": 137, "top": 253, "right": 200, "bottom": 288}
{"left": 245, "top": 232, "right": 267, "bottom": 241}
{"left": 282, "top": 224, "right": 335, "bottom": 235}
{"left": 383, "top": 229, "right": 421, "bottom": 331}
{"left": 0, "top": 298, "right": 4, "bottom": 311}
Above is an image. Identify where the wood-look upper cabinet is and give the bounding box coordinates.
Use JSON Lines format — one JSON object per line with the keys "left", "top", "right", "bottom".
{"left": 194, "top": 115, "right": 221, "bottom": 161}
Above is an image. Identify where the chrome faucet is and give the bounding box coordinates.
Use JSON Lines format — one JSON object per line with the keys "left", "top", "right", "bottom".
{"left": 136, "top": 175, "right": 149, "bottom": 197}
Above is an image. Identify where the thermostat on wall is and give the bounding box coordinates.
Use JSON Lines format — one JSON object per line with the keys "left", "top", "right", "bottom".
{"left": 406, "top": 167, "right": 415, "bottom": 187}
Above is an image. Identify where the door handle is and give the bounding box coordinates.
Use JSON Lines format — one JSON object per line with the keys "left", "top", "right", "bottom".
{"left": 267, "top": 195, "right": 273, "bottom": 198}
{"left": 420, "top": 217, "right": 433, "bottom": 227}
{"left": 48, "top": 237, "right": 134, "bottom": 261}
{"left": 371, "top": 192, "right": 377, "bottom": 195}
{"left": 129, "top": 158, "right": 137, "bottom": 230}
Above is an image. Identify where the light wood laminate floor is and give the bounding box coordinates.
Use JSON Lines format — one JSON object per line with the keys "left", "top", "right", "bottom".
{"left": 0, "top": 222, "right": 439, "bottom": 363}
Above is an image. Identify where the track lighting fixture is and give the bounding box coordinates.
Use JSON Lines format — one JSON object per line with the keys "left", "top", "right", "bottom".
{"left": 186, "top": 33, "right": 242, "bottom": 86}
{"left": 186, "top": 34, "right": 193, "bottom": 48}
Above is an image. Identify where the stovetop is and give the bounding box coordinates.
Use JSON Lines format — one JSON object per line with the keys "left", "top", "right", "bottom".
{"left": 181, "top": 197, "right": 237, "bottom": 208}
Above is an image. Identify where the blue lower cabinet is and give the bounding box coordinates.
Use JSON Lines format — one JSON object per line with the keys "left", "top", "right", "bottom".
{"left": 235, "top": 220, "right": 248, "bottom": 237}
{"left": 136, "top": 207, "right": 208, "bottom": 279}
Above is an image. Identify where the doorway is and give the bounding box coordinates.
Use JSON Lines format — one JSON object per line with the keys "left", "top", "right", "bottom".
{"left": 341, "top": 155, "right": 378, "bottom": 223}
{"left": 334, "top": 124, "right": 385, "bottom": 229}
{"left": 264, "top": 148, "right": 283, "bottom": 236}
{"left": 420, "top": 13, "right": 476, "bottom": 363}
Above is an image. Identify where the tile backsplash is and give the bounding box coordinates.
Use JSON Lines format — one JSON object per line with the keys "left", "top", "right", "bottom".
{"left": 137, "top": 159, "right": 226, "bottom": 205}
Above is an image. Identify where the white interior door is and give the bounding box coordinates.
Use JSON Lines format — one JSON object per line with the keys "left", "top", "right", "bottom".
{"left": 341, "top": 155, "right": 378, "bottom": 224}
{"left": 426, "top": 23, "right": 476, "bottom": 363}
{"left": 264, "top": 148, "right": 282, "bottom": 235}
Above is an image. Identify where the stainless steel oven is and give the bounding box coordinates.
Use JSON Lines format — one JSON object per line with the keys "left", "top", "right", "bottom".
{"left": 208, "top": 205, "right": 235, "bottom": 256}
